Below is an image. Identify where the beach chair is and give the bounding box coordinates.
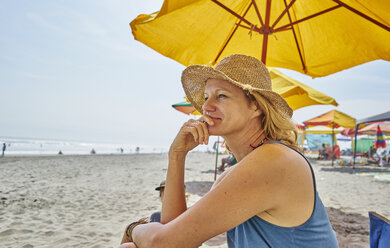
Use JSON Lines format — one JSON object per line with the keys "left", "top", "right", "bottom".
{"left": 369, "top": 212, "right": 390, "bottom": 248}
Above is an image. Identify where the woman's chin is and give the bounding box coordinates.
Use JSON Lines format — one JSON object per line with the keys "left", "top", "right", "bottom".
{"left": 208, "top": 127, "right": 223, "bottom": 136}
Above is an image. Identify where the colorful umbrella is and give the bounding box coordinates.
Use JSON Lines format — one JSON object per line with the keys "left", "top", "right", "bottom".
{"left": 359, "top": 122, "right": 390, "bottom": 136}
{"left": 375, "top": 125, "right": 387, "bottom": 149}
{"left": 130, "top": 0, "right": 390, "bottom": 77}
{"left": 172, "top": 101, "right": 201, "bottom": 115}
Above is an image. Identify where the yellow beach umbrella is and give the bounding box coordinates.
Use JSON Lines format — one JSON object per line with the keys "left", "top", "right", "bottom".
{"left": 304, "top": 109, "right": 356, "bottom": 165}
{"left": 304, "top": 110, "right": 356, "bottom": 129}
{"left": 269, "top": 68, "right": 338, "bottom": 110}
{"left": 130, "top": 0, "right": 390, "bottom": 77}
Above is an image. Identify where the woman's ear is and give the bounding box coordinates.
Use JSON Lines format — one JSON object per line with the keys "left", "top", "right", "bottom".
{"left": 250, "top": 101, "right": 263, "bottom": 118}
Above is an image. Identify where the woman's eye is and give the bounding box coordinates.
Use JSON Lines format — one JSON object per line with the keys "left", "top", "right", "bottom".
{"left": 204, "top": 96, "right": 208, "bottom": 101}
{"left": 218, "top": 94, "right": 227, "bottom": 98}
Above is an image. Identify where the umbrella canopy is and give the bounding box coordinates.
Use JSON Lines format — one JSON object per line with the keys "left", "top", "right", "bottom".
{"left": 375, "top": 125, "right": 387, "bottom": 149}
{"left": 269, "top": 68, "right": 338, "bottom": 110}
{"left": 130, "top": 0, "right": 390, "bottom": 77}
{"left": 359, "top": 122, "right": 390, "bottom": 136}
{"left": 304, "top": 110, "right": 356, "bottom": 129}
{"left": 172, "top": 100, "right": 201, "bottom": 115}
{"left": 303, "top": 110, "right": 354, "bottom": 165}
{"left": 305, "top": 126, "right": 344, "bottom": 134}
{"left": 356, "top": 111, "right": 390, "bottom": 127}
{"left": 295, "top": 122, "right": 305, "bottom": 130}
{"left": 340, "top": 128, "right": 362, "bottom": 137}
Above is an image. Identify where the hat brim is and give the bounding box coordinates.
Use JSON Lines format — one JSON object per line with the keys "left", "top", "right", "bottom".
{"left": 155, "top": 186, "right": 165, "bottom": 191}
{"left": 181, "top": 65, "right": 293, "bottom": 118}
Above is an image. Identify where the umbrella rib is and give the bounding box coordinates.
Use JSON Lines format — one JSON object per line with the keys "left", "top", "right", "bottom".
{"left": 283, "top": 0, "right": 306, "bottom": 73}
{"left": 332, "top": 0, "right": 390, "bottom": 32}
{"left": 274, "top": 5, "right": 341, "bottom": 32}
{"left": 211, "top": 0, "right": 255, "bottom": 28}
{"left": 251, "top": 0, "right": 265, "bottom": 27}
{"left": 271, "top": 0, "right": 297, "bottom": 30}
{"left": 213, "top": 2, "right": 253, "bottom": 64}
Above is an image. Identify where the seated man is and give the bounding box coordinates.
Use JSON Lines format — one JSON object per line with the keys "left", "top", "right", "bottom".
{"left": 317, "top": 144, "right": 326, "bottom": 160}
{"left": 218, "top": 153, "right": 237, "bottom": 171}
{"left": 149, "top": 181, "right": 166, "bottom": 223}
{"left": 150, "top": 181, "right": 188, "bottom": 223}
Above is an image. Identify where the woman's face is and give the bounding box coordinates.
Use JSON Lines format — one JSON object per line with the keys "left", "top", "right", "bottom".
{"left": 203, "top": 78, "right": 260, "bottom": 136}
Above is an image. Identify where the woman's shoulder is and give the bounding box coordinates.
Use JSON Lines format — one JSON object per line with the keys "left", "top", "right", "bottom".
{"left": 242, "top": 141, "right": 309, "bottom": 180}
{"left": 251, "top": 141, "right": 302, "bottom": 163}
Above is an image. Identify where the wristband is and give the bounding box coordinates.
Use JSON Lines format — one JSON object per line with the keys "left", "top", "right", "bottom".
{"left": 125, "top": 217, "right": 149, "bottom": 242}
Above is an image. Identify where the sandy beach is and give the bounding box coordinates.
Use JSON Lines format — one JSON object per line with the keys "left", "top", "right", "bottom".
{"left": 1, "top": 153, "right": 389, "bottom": 248}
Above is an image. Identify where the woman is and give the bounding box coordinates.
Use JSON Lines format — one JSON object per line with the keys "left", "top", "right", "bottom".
{"left": 120, "top": 54, "right": 338, "bottom": 248}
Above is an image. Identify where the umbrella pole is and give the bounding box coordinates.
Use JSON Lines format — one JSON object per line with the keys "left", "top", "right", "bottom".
{"left": 353, "top": 124, "right": 358, "bottom": 170}
{"left": 332, "top": 124, "right": 334, "bottom": 166}
{"left": 261, "top": 0, "right": 272, "bottom": 64}
{"left": 214, "top": 136, "right": 220, "bottom": 181}
{"left": 302, "top": 129, "right": 306, "bottom": 150}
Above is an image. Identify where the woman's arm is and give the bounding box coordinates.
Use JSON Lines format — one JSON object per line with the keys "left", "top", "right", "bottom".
{"left": 128, "top": 144, "right": 307, "bottom": 248}
{"left": 161, "top": 151, "right": 187, "bottom": 223}
{"left": 161, "top": 118, "right": 211, "bottom": 223}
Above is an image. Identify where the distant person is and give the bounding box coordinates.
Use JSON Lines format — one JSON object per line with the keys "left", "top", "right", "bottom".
{"left": 321, "top": 144, "right": 330, "bottom": 160}
{"left": 150, "top": 181, "right": 166, "bottom": 223}
{"left": 135, "top": 147, "right": 140, "bottom": 153}
{"left": 369, "top": 145, "right": 376, "bottom": 158}
{"left": 58, "top": 150, "right": 63, "bottom": 155}
{"left": 90, "top": 148, "right": 96, "bottom": 154}
{"left": 149, "top": 180, "right": 187, "bottom": 223}
{"left": 120, "top": 148, "right": 124, "bottom": 154}
{"left": 324, "top": 144, "right": 333, "bottom": 160}
{"left": 2, "top": 143, "right": 6, "bottom": 157}
{"left": 219, "top": 153, "right": 237, "bottom": 171}
{"left": 318, "top": 143, "right": 326, "bottom": 159}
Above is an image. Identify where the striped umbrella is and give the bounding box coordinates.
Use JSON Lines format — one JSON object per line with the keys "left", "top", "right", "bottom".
{"left": 375, "top": 125, "right": 387, "bottom": 149}
{"left": 172, "top": 101, "right": 201, "bottom": 115}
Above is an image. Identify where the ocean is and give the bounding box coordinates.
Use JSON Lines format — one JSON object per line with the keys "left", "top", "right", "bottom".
{"left": 0, "top": 136, "right": 169, "bottom": 155}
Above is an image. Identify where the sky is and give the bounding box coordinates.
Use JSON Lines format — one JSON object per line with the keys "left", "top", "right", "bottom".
{"left": 0, "top": 0, "right": 389, "bottom": 149}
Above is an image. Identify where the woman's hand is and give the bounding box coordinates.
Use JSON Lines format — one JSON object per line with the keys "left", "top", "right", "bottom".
{"left": 119, "top": 242, "right": 137, "bottom": 248}
{"left": 169, "top": 116, "right": 214, "bottom": 155}
{"left": 120, "top": 229, "right": 131, "bottom": 244}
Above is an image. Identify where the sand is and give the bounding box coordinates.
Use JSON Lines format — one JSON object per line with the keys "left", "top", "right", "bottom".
{"left": 0, "top": 153, "right": 389, "bottom": 248}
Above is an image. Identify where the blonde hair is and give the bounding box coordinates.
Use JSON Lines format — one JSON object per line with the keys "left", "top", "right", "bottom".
{"left": 249, "top": 92, "right": 299, "bottom": 150}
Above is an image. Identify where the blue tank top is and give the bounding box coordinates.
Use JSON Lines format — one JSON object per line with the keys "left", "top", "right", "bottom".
{"left": 227, "top": 141, "right": 339, "bottom": 248}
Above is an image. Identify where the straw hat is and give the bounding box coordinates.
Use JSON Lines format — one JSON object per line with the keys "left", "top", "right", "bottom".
{"left": 154, "top": 180, "right": 186, "bottom": 191}
{"left": 155, "top": 180, "right": 165, "bottom": 191}
{"left": 181, "top": 54, "right": 293, "bottom": 118}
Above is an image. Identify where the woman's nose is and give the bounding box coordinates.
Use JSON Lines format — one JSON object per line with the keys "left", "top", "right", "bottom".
{"left": 203, "top": 97, "right": 215, "bottom": 113}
